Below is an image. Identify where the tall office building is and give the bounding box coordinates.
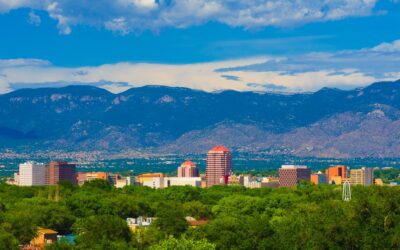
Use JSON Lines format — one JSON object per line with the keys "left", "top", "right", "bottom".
{"left": 177, "top": 160, "right": 199, "bottom": 177}
{"left": 350, "top": 167, "right": 374, "bottom": 186}
{"left": 19, "top": 162, "right": 46, "bottom": 186}
{"left": 279, "top": 165, "right": 311, "bottom": 187}
{"left": 326, "top": 165, "right": 348, "bottom": 184}
{"left": 46, "top": 161, "right": 77, "bottom": 185}
{"left": 206, "top": 145, "right": 232, "bottom": 187}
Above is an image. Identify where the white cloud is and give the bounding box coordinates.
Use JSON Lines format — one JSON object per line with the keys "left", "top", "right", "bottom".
{"left": 1, "top": 39, "right": 400, "bottom": 94}
{"left": 371, "top": 39, "right": 400, "bottom": 52}
{"left": 105, "top": 17, "right": 129, "bottom": 35}
{"left": 0, "top": 0, "right": 380, "bottom": 34}
{"left": 28, "top": 10, "right": 41, "bottom": 25}
{"left": 0, "top": 58, "right": 50, "bottom": 67}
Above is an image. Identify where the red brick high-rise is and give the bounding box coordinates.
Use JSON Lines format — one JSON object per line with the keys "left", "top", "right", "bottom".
{"left": 206, "top": 145, "right": 232, "bottom": 187}
{"left": 279, "top": 165, "right": 311, "bottom": 187}
{"left": 178, "top": 160, "right": 199, "bottom": 177}
{"left": 46, "top": 161, "right": 77, "bottom": 185}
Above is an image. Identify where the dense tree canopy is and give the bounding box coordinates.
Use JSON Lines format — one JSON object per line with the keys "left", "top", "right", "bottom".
{"left": 0, "top": 180, "right": 398, "bottom": 249}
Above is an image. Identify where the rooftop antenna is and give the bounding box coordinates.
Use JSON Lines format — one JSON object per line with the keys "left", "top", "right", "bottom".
{"left": 342, "top": 180, "right": 351, "bottom": 201}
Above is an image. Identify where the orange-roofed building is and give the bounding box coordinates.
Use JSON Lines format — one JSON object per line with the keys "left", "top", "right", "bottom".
{"left": 325, "top": 165, "right": 348, "bottom": 184}
{"left": 178, "top": 160, "right": 199, "bottom": 177}
{"left": 185, "top": 217, "right": 208, "bottom": 228}
{"left": 22, "top": 228, "right": 58, "bottom": 250}
{"left": 209, "top": 145, "right": 231, "bottom": 152}
{"left": 206, "top": 145, "right": 232, "bottom": 187}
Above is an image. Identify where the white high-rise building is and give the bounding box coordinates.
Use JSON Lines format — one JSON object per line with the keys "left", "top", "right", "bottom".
{"left": 19, "top": 162, "right": 46, "bottom": 186}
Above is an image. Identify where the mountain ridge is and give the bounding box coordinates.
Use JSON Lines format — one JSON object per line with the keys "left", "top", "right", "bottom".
{"left": 1, "top": 80, "right": 400, "bottom": 158}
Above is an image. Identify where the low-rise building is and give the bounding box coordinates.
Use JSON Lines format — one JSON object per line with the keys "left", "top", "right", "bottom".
{"left": 245, "top": 177, "right": 279, "bottom": 188}
{"left": 185, "top": 217, "right": 208, "bottom": 228}
{"left": 223, "top": 175, "right": 244, "bottom": 186}
{"left": 22, "top": 228, "right": 58, "bottom": 250}
{"left": 126, "top": 217, "right": 154, "bottom": 232}
{"left": 142, "top": 177, "right": 202, "bottom": 189}
{"left": 310, "top": 172, "right": 328, "bottom": 184}
{"left": 77, "top": 172, "right": 108, "bottom": 185}
{"left": 375, "top": 178, "right": 384, "bottom": 186}
{"left": 137, "top": 173, "right": 165, "bottom": 184}
{"left": 115, "top": 176, "right": 135, "bottom": 188}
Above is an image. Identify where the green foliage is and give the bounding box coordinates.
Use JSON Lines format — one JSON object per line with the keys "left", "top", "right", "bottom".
{"left": 374, "top": 168, "right": 400, "bottom": 183}
{"left": 0, "top": 182, "right": 399, "bottom": 249}
{"left": 149, "top": 236, "right": 216, "bottom": 250}
{"left": 0, "top": 229, "right": 19, "bottom": 250}
{"left": 81, "top": 179, "right": 112, "bottom": 191}
{"left": 73, "top": 215, "right": 133, "bottom": 249}
{"left": 182, "top": 201, "right": 212, "bottom": 219}
{"left": 45, "top": 239, "right": 74, "bottom": 250}
{"left": 154, "top": 203, "right": 188, "bottom": 237}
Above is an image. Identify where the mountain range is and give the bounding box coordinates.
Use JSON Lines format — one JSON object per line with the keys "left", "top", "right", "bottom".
{"left": 1, "top": 80, "right": 400, "bottom": 158}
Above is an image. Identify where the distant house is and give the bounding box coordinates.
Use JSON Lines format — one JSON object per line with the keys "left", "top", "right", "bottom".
{"left": 22, "top": 228, "right": 58, "bottom": 250}
{"left": 126, "top": 216, "right": 155, "bottom": 232}
{"left": 185, "top": 216, "right": 208, "bottom": 228}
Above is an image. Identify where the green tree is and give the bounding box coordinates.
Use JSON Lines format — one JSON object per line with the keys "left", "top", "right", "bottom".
{"left": 154, "top": 204, "right": 188, "bottom": 237}
{"left": 150, "top": 236, "right": 216, "bottom": 250}
{"left": 0, "top": 230, "right": 19, "bottom": 250}
{"left": 73, "top": 215, "right": 133, "bottom": 249}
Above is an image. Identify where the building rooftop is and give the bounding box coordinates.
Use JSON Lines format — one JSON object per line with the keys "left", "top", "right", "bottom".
{"left": 38, "top": 228, "right": 58, "bottom": 235}
{"left": 181, "top": 160, "right": 196, "bottom": 167}
{"left": 209, "top": 145, "right": 230, "bottom": 153}
{"left": 281, "top": 165, "right": 308, "bottom": 169}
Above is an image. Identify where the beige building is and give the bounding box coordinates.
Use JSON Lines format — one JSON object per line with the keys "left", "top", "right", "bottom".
{"left": 137, "top": 173, "right": 165, "bottom": 184}
{"left": 350, "top": 167, "right": 374, "bottom": 186}
{"left": 142, "top": 177, "right": 202, "bottom": 189}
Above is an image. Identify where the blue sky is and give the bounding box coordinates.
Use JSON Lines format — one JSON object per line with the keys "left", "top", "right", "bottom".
{"left": 0, "top": 0, "right": 399, "bottom": 93}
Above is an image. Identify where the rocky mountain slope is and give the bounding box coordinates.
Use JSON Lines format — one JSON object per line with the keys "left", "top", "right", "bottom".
{"left": 1, "top": 80, "right": 400, "bottom": 157}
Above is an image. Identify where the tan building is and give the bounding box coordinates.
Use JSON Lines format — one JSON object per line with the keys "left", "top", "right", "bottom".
{"left": 350, "top": 167, "right": 374, "bottom": 186}
{"left": 206, "top": 145, "right": 232, "bottom": 187}
{"left": 177, "top": 160, "right": 199, "bottom": 177}
{"left": 137, "top": 173, "right": 165, "bottom": 184}
{"left": 77, "top": 172, "right": 108, "bottom": 185}
{"left": 115, "top": 176, "right": 135, "bottom": 188}
{"left": 225, "top": 175, "right": 244, "bottom": 186}
{"left": 375, "top": 178, "right": 384, "bottom": 186}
